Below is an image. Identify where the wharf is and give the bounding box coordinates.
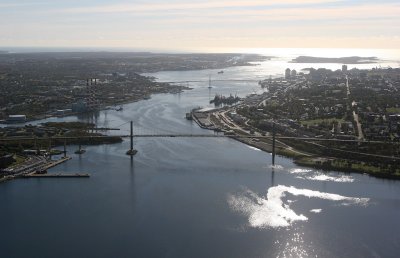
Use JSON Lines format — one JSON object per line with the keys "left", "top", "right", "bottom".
{"left": 40, "top": 156, "right": 71, "bottom": 171}
{"left": 192, "top": 112, "right": 214, "bottom": 129}
{"left": 22, "top": 173, "right": 90, "bottom": 178}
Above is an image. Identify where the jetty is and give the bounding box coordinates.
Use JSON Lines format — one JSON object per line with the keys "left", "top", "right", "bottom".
{"left": 40, "top": 156, "right": 71, "bottom": 171}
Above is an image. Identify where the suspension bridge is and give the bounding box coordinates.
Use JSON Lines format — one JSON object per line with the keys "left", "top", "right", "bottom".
{"left": 161, "top": 79, "right": 261, "bottom": 84}
{"left": 1, "top": 120, "right": 400, "bottom": 165}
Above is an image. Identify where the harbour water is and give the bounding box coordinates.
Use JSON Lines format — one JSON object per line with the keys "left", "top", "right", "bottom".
{"left": 1, "top": 49, "right": 400, "bottom": 257}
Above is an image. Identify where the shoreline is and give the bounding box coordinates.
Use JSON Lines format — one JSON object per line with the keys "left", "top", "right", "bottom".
{"left": 1, "top": 87, "right": 191, "bottom": 125}
{"left": 191, "top": 111, "right": 400, "bottom": 180}
{"left": 0, "top": 156, "right": 73, "bottom": 184}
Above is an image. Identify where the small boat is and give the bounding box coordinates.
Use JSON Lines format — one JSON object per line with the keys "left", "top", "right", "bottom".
{"left": 126, "top": 149, "right": 138, "bottom": 156}
{"left": 75, "top": 143, "right": 85, "bottom": 154}
{"left": 218, "top": 70, "right": 224, "bottom": 74}
{"left": 116, "top": 106, "right": 123, "bottom": 111}
{"left": 74, "top": 149, "right": 86, "bottom": 154}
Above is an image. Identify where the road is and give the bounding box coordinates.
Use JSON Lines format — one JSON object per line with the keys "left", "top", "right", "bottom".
{"left": 346, "top": 75, "right": 364, "bottom": 141}
{"left": 214, "top": 109, "right": 312, "bottom": 156}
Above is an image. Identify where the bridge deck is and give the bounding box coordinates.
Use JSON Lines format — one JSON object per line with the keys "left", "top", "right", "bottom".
{"left": 0, "top": 134, "right": 397, "bottom": 144}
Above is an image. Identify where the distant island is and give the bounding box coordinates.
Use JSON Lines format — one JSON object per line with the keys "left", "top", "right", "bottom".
{"left": 291, "top": 56, "right": 379, "bottom": 64}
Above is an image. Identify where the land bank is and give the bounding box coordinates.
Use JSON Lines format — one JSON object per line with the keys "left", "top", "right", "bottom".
{"left": 0, "top": 52, "right": 268, "bottom": 121}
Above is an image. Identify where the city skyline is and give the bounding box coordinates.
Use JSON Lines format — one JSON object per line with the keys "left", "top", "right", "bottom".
{"left": 1, "top": 0, "right": 400, "bottom": 51}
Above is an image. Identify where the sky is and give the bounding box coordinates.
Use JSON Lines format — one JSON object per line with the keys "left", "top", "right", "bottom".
{"left": 0, "top": 0, "right": 399, "bottom": 52}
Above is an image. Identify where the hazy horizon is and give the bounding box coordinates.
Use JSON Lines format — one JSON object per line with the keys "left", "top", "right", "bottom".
{"left": 1, "top": 47, "right": 400, "bottom": 65}
{"left": 1, "top": 0, "right": 400, "bottom": 50}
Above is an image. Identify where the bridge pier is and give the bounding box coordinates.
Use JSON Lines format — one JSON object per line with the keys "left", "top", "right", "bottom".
{"left": 48, "top": 138, "right": 52, "bottom": 152}
{"left": 34, "top": 136, "right": 38, "bottom": 154}
{"left": 126, "top": 121, "right": 138, "bottom": 156}
{"left": 74, "top": 138, "right": 86, "bottom": 154}
{"left": 272, "top": 122, "right": 276, "bottom": 166}
{"left": 63, "top": 138, "right": 67, "bottom": 158}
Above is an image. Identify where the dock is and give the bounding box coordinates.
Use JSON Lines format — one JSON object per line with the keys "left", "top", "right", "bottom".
{"left": 22, "top": 173, "right": 90, "bottom": 178}
{"left": 39, "top": 156, "right": 72, "bottom": 171}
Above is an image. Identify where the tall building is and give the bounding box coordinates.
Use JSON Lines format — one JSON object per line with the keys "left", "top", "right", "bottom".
{"left": 7, "top": 115, "right": 26, "bottom": 123}
{"left": 291, "top": 69, "right": 297, "bottom": 78}
{"left": 342, "top": 65, "right": 348, "bottom": 73}
{"left": 285, "top": 68, "right": 291, "bottom": 79}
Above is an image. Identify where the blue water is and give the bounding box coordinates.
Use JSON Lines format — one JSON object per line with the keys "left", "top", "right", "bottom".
{"left": 1, "top": 55, "right": 400, "bottom": 257}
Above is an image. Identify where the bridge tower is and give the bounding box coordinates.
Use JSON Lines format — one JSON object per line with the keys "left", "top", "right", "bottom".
{"left": 126, "top": 121, "right": 138, "bottom": 156}
{"left": 63, "top": 138, "right": 67, "bottom": 158}
{"left": 272, "top": 122, "right": 276, "bottom": 166}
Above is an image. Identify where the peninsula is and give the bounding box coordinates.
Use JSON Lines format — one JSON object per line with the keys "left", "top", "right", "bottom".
{"left": 291, "top": 56, "right": 379, "bottom": 64}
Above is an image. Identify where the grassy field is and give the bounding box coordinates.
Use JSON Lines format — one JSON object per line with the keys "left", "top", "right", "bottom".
{"left": 277, "top": 148, "right": 307, "bottom": 159}
{"left": 7, "top": 155, "right": 27, "bottom": 169}
{"left": 295, "top": 157, "right": 400, "bottom": 179}
{"left": 300, "top": 118, "right": 345, "bottom": 126}
{"left": 386, "top": 107, "right": 400, "bottom": 114}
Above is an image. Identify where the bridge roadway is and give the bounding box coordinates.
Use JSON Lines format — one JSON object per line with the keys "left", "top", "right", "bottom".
{"left": 1, "top": 134, "right": 399, "bottom": 161}
{"left": 162, "top": 79, "right": 261, "bottom": 84}
{"left": 0, "top": 134, "right": 398, "bottom": 144}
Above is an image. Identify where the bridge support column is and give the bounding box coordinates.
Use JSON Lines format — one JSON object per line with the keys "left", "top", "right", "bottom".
{"left": 272, "top": 122, "right": 276, "bottom": 166}
{"left": 126, "top": 121, "right": 138, "bottom": 156}
{"left": 75, "top": 138, "right": 85, "bottom": 155}
{"left": 63, "top": 138, "right": 67, "bottom": 158}
{"left": 48, "top": 138, "right": 51, "bottom": 152}
{"left": 34, "top": 136, "right": 37, "bottom": 150}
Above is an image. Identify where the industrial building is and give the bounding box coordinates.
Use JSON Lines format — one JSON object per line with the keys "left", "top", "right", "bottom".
{"left": 7, "top": 115, "right": 26, "bottom": 123}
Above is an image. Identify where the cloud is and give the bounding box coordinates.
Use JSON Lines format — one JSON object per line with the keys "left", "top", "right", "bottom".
{"left": 64, "top": 0, "right": 344, "bottom": 14}
{"left": 146, "top": 3, "right": 400, "bottom": 22}
{"left": 1, "top": 0, "right": 399, "bottom": 49}
{"left": 0, "top": 2, "right": 46, "bottom": 8}
{"left": 60, "top": 1, "right": 400, "bottom": 27}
